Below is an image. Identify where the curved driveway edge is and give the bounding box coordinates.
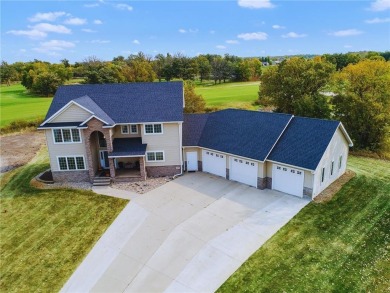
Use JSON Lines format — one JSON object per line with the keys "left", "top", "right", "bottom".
{"left": 61, "top": 173, "right": 309, "bottom": 293}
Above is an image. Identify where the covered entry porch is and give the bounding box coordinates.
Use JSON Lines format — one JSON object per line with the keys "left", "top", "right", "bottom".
{"left": 108, "top": 138, "right": 147, "bottom": 181}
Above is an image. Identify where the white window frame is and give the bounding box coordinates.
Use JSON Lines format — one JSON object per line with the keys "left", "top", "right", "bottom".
{"left": 144, "top": 123, "right": 163, "bottom": 135}
{"left": 52, "top": 128, "right": 82, "bottom": 144}
{"left": 57, "top": 155, "right": 86, "bottom": 171}
{"left": 321, "top": 167, "right": 325, "bottom": 183}
{"left": 121, "top": 125, "right": 129, "bottom": 134}
{"left": 130, "top": 124, "right": 138, "bottom": 134}
{"left": 146, "top": 151, "right": 165, "bottom": 162}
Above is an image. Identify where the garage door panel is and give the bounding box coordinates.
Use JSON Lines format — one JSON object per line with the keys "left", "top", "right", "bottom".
{"left": 230, "top": 157, "right": 258, "bottom": 187}
{"left": 272, "top": 164, "right": 304, "bottom": 197}
{"left": 202, "top": 150, "right": 226, "bottom": 178}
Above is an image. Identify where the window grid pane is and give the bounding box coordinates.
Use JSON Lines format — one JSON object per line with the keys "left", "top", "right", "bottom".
{"left": 71, "top": 129, "right": 80, "bottom": 142}
{"left": 59, "top": 157, "right": 67, "bottom": 170}
{"left": 62, "top": 129, "right": 72, "bottom": 142}
{"left": 54, "top": 129, "right": 63, "bottom": 143}
{"left": 122, "top": 125, "right": 129, "bottom": 134}
{"left": 76, "top": 157, "right": 85, "bottom": 169}
{"left": 67, "top": 157, "right": 76, "bottom": 170}
{"left": 131, "top": 125, "right": 137, "bottom": 133}
{"left": 154, "top": 124, "right": 162, "bottom": 133}
{"left": 147, "top": 152, "right": 155, "bottom": 161}
{"left": 145, "top": 125, "right": 153, "bottom": 133}
{"left": 156, "top": 152, "right": 164, "bottom": 161}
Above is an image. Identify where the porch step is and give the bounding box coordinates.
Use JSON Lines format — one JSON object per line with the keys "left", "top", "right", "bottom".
{"left": 93, "top": 177, "right": 111, "bottom": 186}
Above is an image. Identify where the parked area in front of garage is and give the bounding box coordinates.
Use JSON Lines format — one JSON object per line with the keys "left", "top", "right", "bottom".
{"left": 61, "top": 172, "right": 309, "bottom": 293}
{"left": 185, "top": 148, "right": 312, "bottom": 198}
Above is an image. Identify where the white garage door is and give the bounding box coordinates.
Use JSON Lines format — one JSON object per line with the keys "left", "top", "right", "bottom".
{"left": 202, "top": 150, "right": 226, "bottom": 178}
{"left": 272, "top": 164, "right": 304, "bottom": 197}
{"left": 230, "top": 157, "right": 258, "bottom": 187}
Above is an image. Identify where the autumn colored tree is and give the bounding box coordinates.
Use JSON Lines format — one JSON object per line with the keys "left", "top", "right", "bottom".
{"left": 184, "top": 81, "right": 206, "bottom": 113}
{"left": 332, "top": 59, "right": 390, "bottom": 151}
{"left": 258, "top": 57, "right": 335, "bottom": 118}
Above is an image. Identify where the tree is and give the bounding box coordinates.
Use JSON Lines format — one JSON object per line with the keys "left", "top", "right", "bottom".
{"left": 125, "top": 53, "right": 156, "bottom": 82}
{"left": 248, "top": 58, "right": 262, "bottom": 80}
{"left": 258, "top": 57, "right": 335, "bottom": 118}
{"left": 196, "top": 56, "right": 211, "bottom": 82}
{"left": 234, "top": 60, "right": 251, "bottom": 81}
{"left": 332, "top": 59, "right": 390, "bottom": 151}
{"left": 153, "top": 54, "right": 166, "bottom": 82}
{"left": 32, "top": 72, "right": 62, "bottom": 96}
{"left": 211, "top": 56, "right": 224, "bottom": 84}
{"left": 184, "top": 81, "right": 206, "bottom": 113}
{"left": 0, "top": 61, "right": 17, "bottom": 86}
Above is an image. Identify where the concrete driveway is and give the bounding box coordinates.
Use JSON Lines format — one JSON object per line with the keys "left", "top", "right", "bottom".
{"left": 61, "top": 172, "right": 309, "bottom": 293}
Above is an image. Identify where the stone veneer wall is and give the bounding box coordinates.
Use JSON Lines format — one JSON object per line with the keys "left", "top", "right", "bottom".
{"left": 52, "top": 171, "right": 89, "bottom": 182}
{"left": 266, "top": 177, "right": 272, "bottom": 189}
{"left": 146, "top": 165, "right": 181, "bottom": 177}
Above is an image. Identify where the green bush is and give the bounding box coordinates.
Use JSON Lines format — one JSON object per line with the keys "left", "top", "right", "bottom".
{"left": 0, "top": 117, "right": 43, "bottom": 135}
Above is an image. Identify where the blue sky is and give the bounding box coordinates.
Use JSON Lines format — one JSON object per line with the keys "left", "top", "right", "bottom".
{"left": 1, "top": 0, "right": 390, "bottom": 63}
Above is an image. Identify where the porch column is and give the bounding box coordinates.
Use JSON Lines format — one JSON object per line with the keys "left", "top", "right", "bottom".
{"left": 109, "top": 158, "right": 116, "bottom": 178}
{"left": 140, "top": 156, "right": 147, "bottom": 180}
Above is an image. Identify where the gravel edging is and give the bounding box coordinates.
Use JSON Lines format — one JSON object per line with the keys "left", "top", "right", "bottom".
{"left": 112, "top": 176, "right": 173, "bottom": 194}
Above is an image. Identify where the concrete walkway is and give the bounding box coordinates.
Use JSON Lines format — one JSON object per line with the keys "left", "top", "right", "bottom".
{"left": 61, "top": 173, "right": 309, "bottom": 293}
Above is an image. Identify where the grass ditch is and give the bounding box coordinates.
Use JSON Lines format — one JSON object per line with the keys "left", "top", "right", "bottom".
{"left": 0, "top": 148, "right": 128, "bottom": 292}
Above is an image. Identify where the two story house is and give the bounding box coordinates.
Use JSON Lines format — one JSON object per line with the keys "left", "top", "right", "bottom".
{"left": 39, "top": 82, "right": 353, "bottom": 199}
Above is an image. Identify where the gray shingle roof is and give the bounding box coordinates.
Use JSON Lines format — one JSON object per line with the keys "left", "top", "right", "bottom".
{"left": 183, "top": 114, "right": 209, "bottom": 146}
{"left": 45, "top": 82, "right": 184, "bottom": 124}
{"left": 184, "top": 109, "right": 293, "bottom": 161}
{"left": 268, "top": 117, "right": 340, "bottom": 170}
{"left": 109, "top": 138, "right": 147, "bottom": 157}
{"left": 74, "top": 95, "right": 115, "bottom": 126}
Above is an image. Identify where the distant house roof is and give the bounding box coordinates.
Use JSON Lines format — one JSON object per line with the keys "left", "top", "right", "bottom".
{"left": 267, "top": 117, "right": 341, "bottom": 170}
{"left": 183, "top": 109, "right": 351, "bottom": 170}
{"left": 184, "top": 109, "right": 293, "bottom": 161}
{"left": 44, "top": 82, "right": 184, "bottom": 125}
{"left": 109, "top": 138, "right": 147, "bottom": 157}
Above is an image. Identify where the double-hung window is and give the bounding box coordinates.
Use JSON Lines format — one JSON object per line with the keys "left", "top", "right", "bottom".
{"left": 144, "top": 124, "right": 163, "bottom": 134}
{"left": 58, "top": 156, "right": 86, "bottom": 171}
{"left": 121, "top": 124, "right": 138, "bottom": 134}
{"left": 146, "top": 151, "right": 164, "bottom": 162}
{"left": 53, "top": 129, "right": 81, "bottom": 143}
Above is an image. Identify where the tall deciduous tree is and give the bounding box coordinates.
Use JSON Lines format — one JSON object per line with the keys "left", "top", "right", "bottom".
{"left": 332, "top": 59, "right": 390, "bottom": 151}
{"left": 184, "top": 81, "right": 206, "bottom": 113}
{"left": 196, "top": 56, "right": 211, "bottom": 82}
{"left": 258, "top": 57, "right": 335, "bottom": 118}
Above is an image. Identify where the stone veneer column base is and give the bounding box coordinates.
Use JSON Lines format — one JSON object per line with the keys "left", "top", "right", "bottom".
{"left": 226, "top": 168, "right": 230, "bottom": 180}
{"left": 266, "top": 177, "right": 272, "bottom": 189}
{"left": 198, "top": 161, "right": 203, "bottom": 172}
{"left": 146, "top": 165, "right": 181, "bottom": 177}
{"left": 257, "top": 177, "right": 267, "bottom": 190}
{"left": 52, "top": 171, "right": 89, "bottom": 182}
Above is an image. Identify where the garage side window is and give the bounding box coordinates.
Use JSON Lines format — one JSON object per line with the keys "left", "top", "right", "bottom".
{"left": 339, "top": 155, "right": 343, "bottom": 169}
{"left": 331, "top": 161, "right": 334, "bottom": 176}
{"left": 321, "top": 167, "right": 325, "bottom": 182}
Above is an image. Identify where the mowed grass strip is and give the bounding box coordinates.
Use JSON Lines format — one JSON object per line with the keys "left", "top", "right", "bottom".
{"left": 0, "top": 84, "right": 52, "bottom": 127}
{"left": 195, "top": 81, "right": 259, "bottom": 109}
{"left": 0, "top": 149, "right": 128, "bottom": 292}
{"left": 218, "top": 156, "right": 390, "bottom": 293}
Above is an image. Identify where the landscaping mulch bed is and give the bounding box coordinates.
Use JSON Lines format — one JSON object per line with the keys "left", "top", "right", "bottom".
{"left": 113, "top": 176, "right": 173, "bottom": 194}
{"left": 313, "top": 169, "right": 356, "bottom": 203}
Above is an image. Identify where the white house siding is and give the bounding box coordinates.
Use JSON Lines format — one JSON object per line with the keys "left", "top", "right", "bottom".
{"left": 142, "top": 123, "right": 181, "bottom": 167}
{"left": 45, "top": 129, "right": 88, "bottom": 172}
{"left": 51, "top": 104, "right": 91, "bottom": 123}
{"left": 312, "top": 127, "right": 349, "bottom": 198}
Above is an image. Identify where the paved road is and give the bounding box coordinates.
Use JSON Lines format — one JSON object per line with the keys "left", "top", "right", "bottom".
{"left": 61, "top": 172, "right": 309, "bottom": 293}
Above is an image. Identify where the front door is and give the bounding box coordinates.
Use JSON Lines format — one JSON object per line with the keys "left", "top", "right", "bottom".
{"left": 100, "top": 150, "right": 109, "bottom": 169}
{"left": 187, "top": 151, "right": 198, "bottom": 171}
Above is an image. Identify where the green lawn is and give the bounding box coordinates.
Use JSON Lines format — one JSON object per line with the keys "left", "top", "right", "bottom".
{"left": 0, "top": 149, "right": 128, "bottom": 292}
{"left": 218, "top": 156, "right": 390, "bottom": 293}
{"left": 195, "top": 81, "right": 260, "bottom": 109}
{"left": 0, "top": 84, "right": 52, "bottom": 127}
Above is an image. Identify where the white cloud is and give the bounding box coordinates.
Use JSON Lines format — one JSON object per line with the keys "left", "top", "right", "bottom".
{"left": 64, "top": 17, "right": 87, "bottom": 25}
{"left": 90, "top": 39, "right": 110, "bottom": 44}
{"left": 328, "top": 29, "right": 363, "bottom": 37}
{"left": 94, "top": 19, "right": 103, "bottom": 25}
{"left": 370, "top": 0, "right": 390, "bottom": 11}
{"left": 216, "top": 45, "right": 226, "bottom": 49}
{"left": 344, "top": 45, "right": 353, "bottom": 48}
{"left": 237, "top": 32, "right": 268, "bottom": 40}
{"left": 272, "top": 24, "right": 286, "bottom": 29}
{"left": 31, "top": 23, "right": 71, "bottom": 34}
{"left": 7, "top": 29, "right": 47, "bottom": 39}
{"left": 33, "top": 39, "right": 75, "bottom": 53}
{"left": 238, "top": 0, "right": 274, "bottom": 9}
{"left": 28, "top": 11, "right": 66, "bottom": 22}
{"left": 115, "top": 3, "right": 133, "bottom": 11}
{"left": 226, "top": 40, "right": 239, "bottom": 44}
{"left": 133, "top": 39, "right": 140, "bottom": 45}
{"left": 178, "top": 29, "right": 187, "bottom": 33}
{"left": 84, "top": 3, "right": 99, "bottom": 8}
{"left": 282, "top": 32, "right": 307, "bottom": 38}
{"left": 365, "top": 17, "right": 390, "bottom": 24}
{"left": 82, "top": 29, "right": 96, "bottom": 33}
